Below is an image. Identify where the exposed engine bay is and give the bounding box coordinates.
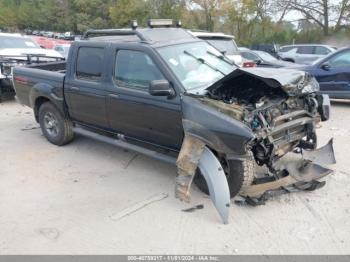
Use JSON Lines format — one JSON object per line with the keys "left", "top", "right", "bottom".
{"left": 201, "top": 68, "right": 329, "bottom": 173}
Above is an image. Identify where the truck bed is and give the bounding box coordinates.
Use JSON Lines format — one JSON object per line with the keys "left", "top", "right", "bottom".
{"left": 26, "top": 61, "right": 66, "bottom": 72}
{"left": 13, "top": 61, "right": 66, "bottom": 109}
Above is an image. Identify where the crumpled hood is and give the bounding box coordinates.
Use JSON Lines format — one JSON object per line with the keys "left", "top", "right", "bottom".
{"left": 206, "top": 67, "right": 319, "bottom": 96}
{"left": 0, "top": 48, "right": 63, "bottom": 59}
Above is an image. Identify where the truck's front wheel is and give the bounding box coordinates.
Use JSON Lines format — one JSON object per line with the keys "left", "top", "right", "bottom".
{"left": 38, "top": 102, "right": 74, "bottom": 146}
{"left": 194, "top": 151, "right": 255, "bottom": 198}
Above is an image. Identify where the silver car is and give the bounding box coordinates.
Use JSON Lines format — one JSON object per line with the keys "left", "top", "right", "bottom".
{"left": 278, "top": 44, "right": 336, "bottom": 65}
{"left": 189, "top": 31, "right": 243, "bottom": 66}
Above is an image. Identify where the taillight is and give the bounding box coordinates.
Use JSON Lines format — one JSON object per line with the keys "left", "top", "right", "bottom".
{"left": 14, "top": 76, "right": 29, "bottom": 85}
{"left": 242, "top": 61, "right": 257, "bottom": 68}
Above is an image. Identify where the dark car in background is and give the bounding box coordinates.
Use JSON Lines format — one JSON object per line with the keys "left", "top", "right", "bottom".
{"left": 240, "top": 50, "right": 295, "bottom": 68}
{"left": 294, "top": 47, "right": 350, "bottom": 99}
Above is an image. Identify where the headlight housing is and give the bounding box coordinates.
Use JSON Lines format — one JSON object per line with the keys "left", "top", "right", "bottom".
{"left": 302, "top": 75, "right": 320, "bottom": 94}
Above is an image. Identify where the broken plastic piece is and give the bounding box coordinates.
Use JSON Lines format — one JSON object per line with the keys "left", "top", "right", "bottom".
{"left": 302, "top": 138, "right": 336, "bottom": 166}
{"left": 198, "top": 147, "right": 231, "bottom": 224}
{"left": 182, "top": 204, "right": 204, "bottom": 213}
{"left": 175, "top": 135, "right": 205, "bottom": 202}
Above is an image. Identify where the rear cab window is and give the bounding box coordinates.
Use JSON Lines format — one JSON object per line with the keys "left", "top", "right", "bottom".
{"left": 205, "top": 38, "right": 238, "bottom": 55}
{"left": 241, "top": 52, "right": 258, "bottom": 61}
{"left": 76, "top": 47, "right": 104, "bottom": 81}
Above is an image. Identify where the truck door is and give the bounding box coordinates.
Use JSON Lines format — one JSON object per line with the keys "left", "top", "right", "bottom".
{"left": 64, "top": 45, "right": 109, "bottom": 128}
{"left": 106, "top": 47, "right": 183, "bottom": 150}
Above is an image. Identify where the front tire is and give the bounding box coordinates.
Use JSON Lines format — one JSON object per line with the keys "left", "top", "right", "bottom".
{"left": 38, "top": 102, "right": 74, "bottom": 146}
{"left": 194, "top": 151, "right": 255, "bottom": 198}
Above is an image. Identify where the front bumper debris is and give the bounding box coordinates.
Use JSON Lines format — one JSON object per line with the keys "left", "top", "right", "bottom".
{"left": 176, "top": 137, "right": 335, "bottom": 223}
{"left": 237, "top": 139, "right": 336, "bottom": 206}
{"left": 175, "top": 135, "right": 230, "bottom": 224}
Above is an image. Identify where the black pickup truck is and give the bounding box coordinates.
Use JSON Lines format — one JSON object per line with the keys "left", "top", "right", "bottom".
{"left": 13, "top": 23, "right": 335, "bottom": 223}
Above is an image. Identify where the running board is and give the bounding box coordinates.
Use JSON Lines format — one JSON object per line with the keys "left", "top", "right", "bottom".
{"left": 73, "top": 127, "right": 177, "bottom": 165}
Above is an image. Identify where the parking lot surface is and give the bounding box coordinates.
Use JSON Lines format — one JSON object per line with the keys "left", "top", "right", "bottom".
{"left": 0, "top": 100, "right": 349, "bottom": 254}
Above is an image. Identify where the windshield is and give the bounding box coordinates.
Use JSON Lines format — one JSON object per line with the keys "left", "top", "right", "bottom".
{"left": 311, "top": 50, "right": 335, "bottom": 65}
{"left": 206, "top": 38, "right": 238, "bottom": 55}
{"left": 0, "top": 36, "right": 39, "bottom": 49}
{"left": 158, "top": 42, "right": 236, "bottom": 90}
{"left": 254, "top": 51, "right": 278, "bottom": 63}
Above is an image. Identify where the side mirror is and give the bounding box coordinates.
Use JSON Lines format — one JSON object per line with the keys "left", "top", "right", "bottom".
{"left": 149, "top": 80, "right": 175, "bottom": 97}
{"left": 254, "top": 59, "right": 262, "bottom": 65}
{"left": 321, "top": 63, "right": 330, "bottom": 71}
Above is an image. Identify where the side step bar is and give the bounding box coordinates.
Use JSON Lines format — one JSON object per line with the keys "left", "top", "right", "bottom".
{"left": 73, "top": 127, "right": 177, "bottom": 165}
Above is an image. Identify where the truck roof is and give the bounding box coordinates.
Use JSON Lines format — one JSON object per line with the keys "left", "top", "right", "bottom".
{"left": 81, "top": 28, "right": 200, "bottom": 47}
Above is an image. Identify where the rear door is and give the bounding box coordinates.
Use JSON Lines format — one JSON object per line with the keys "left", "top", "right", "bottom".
{"left": 64, "top": 43, "right": 109, "bottom": 128}
{"left": 316, "top": 49, "right": 350, "bottom": 98}
{"left": 105, "top": 44, "right": 183, "bottom": 150}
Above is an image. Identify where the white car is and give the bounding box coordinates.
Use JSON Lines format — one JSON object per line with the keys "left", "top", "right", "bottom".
{"left": 0, "top": 33, "right": 63, "bottom": 99}
{"left": 0, "top": 33, "right": 63, "bottom": 59}
{"left": 278, "top": 44, "right": 336, "bottom": 65}
{"left": 189, "top": 31, "right": 243, "bottom": 66}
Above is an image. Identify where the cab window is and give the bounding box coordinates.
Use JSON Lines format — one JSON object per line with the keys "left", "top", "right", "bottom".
{"left": 297, "top": 46, "right": 314, "bottom": 54}
{"left": 279, "top": 46, "right": 294, "bottom": 53}
{"left": 241, "top": 52, "right": 258, "bottom": 61}
{"left": 328, "top": 50, "right": 350, "bottom": 68}
{"left": 54, "top": 46, "right": 63, "bottom": 52}
{"left": 114, "top": 50, "right": 165, "bottom": 90}
{"left": 76, "top": 47, "right": 104, "bottom": 80}
{"left": 315, "top": 46, "right": 331, "bottom": 55}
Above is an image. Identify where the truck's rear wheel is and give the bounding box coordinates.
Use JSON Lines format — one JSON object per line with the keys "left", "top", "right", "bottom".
{"left": 194, "top": 151, "right": 255, "bottom": 198}
{"left": 38, "top": 102, "right": 74, "bottom": 146}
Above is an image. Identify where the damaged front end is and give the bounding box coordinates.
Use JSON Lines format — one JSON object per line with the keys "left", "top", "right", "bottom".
{"left": 178, "top": 67, "right": 335, "bottom": 223}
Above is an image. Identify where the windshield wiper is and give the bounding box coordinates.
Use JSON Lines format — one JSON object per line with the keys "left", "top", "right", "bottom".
{"left": 206, "top": 50, "right": 234, "bottom": 66}
{"left": 183, "top": 50, "right": 225, "bottom": 76}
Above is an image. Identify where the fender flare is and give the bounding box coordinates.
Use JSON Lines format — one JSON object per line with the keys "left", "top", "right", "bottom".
{"left": 198, "top": 147, "right": 230, "bottom": 224}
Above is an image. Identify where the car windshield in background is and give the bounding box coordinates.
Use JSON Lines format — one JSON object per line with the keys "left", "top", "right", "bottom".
{"left": 0, "top": 36, "right": 39, "bottom": 49}
{"left": 158, "top": 42, "right": 236, "bottom": 91}
{"left": 206, "top": 38, "right": 238, "bottom": 55}
{"left": 254, "top": 51, "right": 278, "bottom": 63}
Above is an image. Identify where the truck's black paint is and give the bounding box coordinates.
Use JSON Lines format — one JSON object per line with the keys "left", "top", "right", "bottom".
{"left": 13, "top": 31, "right": 257, "bottom": 156}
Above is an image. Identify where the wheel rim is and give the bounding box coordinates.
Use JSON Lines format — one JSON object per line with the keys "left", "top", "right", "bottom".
{"left": 43, "top": 112, "right": 59, "bottom": 137}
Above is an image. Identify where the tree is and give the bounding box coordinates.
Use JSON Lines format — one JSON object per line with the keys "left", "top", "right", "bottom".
{"left": 146, "top": 0, "right": 186, "bottom": 19}
{"left": 190, "top": 0, "right": 221, "bottom": 31}
{"left": 109, "top": 0, "right": 148, "bottom": 27}
{"left": 278, "top": 0, "right": 350, "bottom": 36}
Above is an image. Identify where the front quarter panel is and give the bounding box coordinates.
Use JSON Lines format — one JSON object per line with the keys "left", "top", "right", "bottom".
{"left": 181, "top": 95, "right": 255, "bottom": 156}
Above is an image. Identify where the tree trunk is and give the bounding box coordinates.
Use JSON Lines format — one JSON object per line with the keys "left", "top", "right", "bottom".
{"left": 323, "top": 0, "right": 329, "bottom": 36}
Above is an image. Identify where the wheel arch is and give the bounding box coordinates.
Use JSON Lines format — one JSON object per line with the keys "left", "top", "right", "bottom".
{"left": 33, "top": 95, "right": 66, "bottom": 123}
{"left": 30, "top": 83, "right": 67, "bottom": 122}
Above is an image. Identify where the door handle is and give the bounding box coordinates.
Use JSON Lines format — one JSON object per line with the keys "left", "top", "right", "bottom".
{"left": 70, "top": 86, "right": 80, "bottom": 91}
{"left": 108, "top": 94, "right": 119, "bottom": 99}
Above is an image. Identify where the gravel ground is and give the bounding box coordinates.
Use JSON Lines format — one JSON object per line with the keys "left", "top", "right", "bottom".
{"left": 0, "top": 100, "right": 349, "bottom": 255}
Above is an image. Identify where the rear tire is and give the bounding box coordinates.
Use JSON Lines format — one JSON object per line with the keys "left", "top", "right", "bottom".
{"left": 194, "top": 151, "right": 255, "bottom": 198}
{"left": 38, "top": 102, "right": 74, "bottom": 146}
